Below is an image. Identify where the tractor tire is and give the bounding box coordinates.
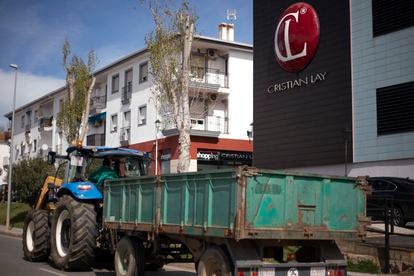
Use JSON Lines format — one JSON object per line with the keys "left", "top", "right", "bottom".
{"left": 50, "top": 195, "right": 97, "bottom": 270}
{"left": 114, "top": 236, "right": 145, "bottom": 276}
{"left": 22, "top": 209, "right": 50, "bottom": 261}
{"left": 197, "top": 246, "right": 232, "bottom": 276}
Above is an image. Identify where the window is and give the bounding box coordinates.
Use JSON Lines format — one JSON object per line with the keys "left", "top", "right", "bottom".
{"left": 138, "top": 105, "right": 147, "bottom": 126}
{"left": 372, "top": 180, "right": 397, "bottom": 192}
{"left": 112, "top": 74, "right": 119, "bottom": 94}
{"left": 26, "top": 110, "right": 32, "bottom": 128}
{"left": 33, "top": 139, "right": 37, "bottom": 153}
{"left": 21, "top": 115, "right": 25, "bottom": 128}
{"left": 87, "top": 134, "right": 105, "bottom": 146}
{"left": 110, "top": 114, "right": 118, "bottom": 132}
{"left": 139, "top": 62, "right": 148, "bottom": 83}
{"left": 59, "top": 99, "right": 64, "bottom": 111}
{"left": 125, "top": 69, "right": 133, "bottom": 91}
{"left": 123, "top": 111, "right": 131, "bottom": 128}
{"left": 372, "top": 0, "right": 414, "bottom": 36}
{"left": 34, "top": 110, "right": 39, "bottom": 123}
{"left": 376, "top": 82, "right": 414, "bottom": 135}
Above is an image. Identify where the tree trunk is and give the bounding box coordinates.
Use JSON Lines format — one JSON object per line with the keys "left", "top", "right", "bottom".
{"left": 79, "top": 77, "right": 96, "bottom": 143}
{"left": 176, "top": 15, "right": 194, "bottom": 173}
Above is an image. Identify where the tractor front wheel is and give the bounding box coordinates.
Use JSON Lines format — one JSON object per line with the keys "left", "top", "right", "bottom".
{"left": 22, "top": 209, "right": 50, "bottom": 261}
{"left": 50, "top": 195, "right": 97, "bottom": 270}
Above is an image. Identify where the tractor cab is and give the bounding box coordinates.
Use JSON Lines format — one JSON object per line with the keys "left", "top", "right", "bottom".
{"left": 48, "top": 146, "right": 149, "bottom": 201}
{"left": 23, "top": 146, "right": 148, "bottom": 268}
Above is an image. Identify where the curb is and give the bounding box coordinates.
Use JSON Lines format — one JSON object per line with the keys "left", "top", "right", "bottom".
{"left": 0, "top": 227, "right": 23, "bottom": 238}
{"left": 0, "top": 230, "right": 22, "bottom": 238}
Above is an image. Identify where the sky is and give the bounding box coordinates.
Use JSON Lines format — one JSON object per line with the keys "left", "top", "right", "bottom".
{"left": 0, "top": 0, "right": 252, "bottom": 127}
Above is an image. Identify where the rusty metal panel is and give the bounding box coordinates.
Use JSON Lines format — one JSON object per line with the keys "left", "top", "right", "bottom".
{"left": 243, "top": 169, "right": 366, "bottom": 239}
{"left": 103, "top": 167, "right": 366, "bottom": 240}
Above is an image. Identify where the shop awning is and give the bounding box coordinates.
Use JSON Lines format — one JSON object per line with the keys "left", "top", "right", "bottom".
{"left": 88, "top": 112, "right": 106, "bottom": 124}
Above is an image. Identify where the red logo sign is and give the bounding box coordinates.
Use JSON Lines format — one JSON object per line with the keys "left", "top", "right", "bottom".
{"left": 274, "top": 2, "right": 320, "bottom": 72}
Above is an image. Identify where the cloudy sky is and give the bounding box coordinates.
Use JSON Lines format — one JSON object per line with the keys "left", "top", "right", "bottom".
{"left": 0, "top": 0, "right": 252, "bottom": 126}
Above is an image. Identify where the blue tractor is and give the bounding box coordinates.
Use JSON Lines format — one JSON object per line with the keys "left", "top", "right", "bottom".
{"left": 22, "top": 146, "right": 148, "bottom": 270}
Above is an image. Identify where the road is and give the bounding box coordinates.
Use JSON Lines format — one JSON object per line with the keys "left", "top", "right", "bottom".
{"left": 0, "top": 234, "right": 196, "bottom": 276}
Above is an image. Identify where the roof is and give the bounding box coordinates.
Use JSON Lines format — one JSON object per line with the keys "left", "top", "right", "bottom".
{"left": 66, "top": 146, "right": 146, "bottom": 158}
{"left": 4, "top": 36, "right": 252, "bottom": 119}
{"left": 4, "top": 86, "right": 66, "bottom": 118}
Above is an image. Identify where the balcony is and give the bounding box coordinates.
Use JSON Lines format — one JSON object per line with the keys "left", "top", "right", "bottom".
{"left": 120, "top": 127, "right": 131, "bottom": 146}
{"left": 121, "top": 83, "right": 132, "bottom": 105}
{"left": 38, "top": 116, "right": 53, "bottom": 131}
{"left": 190, "top": 67, "right": 229, "bottom": 91}
{"left": 161, "top": 115, "right": 228, "bottom": 137}
{"left": 90, "top": 95, "right": 106, "bottom": 114}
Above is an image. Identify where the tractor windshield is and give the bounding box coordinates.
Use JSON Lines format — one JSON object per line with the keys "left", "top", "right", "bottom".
{"left": 66, "top": 152, "right": 88, "bottom": 182}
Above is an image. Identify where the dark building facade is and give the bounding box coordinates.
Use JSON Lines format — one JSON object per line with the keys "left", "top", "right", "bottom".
{"left": 254, "top": 0, "right": 353, "bottom": 169}
{"left": 253, "top": 0, "right": 414, "bottom": 178}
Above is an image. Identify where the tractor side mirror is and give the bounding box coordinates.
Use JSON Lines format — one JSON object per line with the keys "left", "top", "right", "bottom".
{"left": 48, "top": 151, "right": 56, "bottom": 165}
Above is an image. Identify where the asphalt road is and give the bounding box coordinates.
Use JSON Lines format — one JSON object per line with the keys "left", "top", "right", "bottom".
{"left": 0, "top": 234, "right": 196, "bottom": 276}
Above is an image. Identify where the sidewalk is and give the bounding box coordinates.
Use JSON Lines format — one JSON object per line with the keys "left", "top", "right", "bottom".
{"left": 0, "top": 224, "right": 23, "bottom": 238}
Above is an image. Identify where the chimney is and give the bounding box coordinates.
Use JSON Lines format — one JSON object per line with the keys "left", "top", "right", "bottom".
{"left": 218, "top": 23, "right": 234, "bottom": 41}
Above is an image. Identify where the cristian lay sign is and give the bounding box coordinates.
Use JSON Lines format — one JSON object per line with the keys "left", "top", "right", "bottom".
{"left": 268, "top": 2, "right": 326, "bottom": 93}
{"left": 274, "top": 2, "right": 320, "bottom": 72}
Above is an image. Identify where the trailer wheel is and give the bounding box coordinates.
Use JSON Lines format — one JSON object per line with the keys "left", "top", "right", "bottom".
{"left": 198, "top": 246, "right": 231, "bottom": 276}
{"left": 22, "top": 209, "right": 50, "bottom": 261}
{"left": 115, "top": 236, "right": 145, "bottom": 276}
{"left": 50, "top": 195, "right": 97, "bottom": 270}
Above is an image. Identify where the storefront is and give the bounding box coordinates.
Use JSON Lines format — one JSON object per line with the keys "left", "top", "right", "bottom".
{"left": 197, "top": 149, "right": 252, "bottom": 171}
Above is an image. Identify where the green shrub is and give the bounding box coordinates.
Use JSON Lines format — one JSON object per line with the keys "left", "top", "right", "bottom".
{"left": 9, "top": 157, "right": 56, "bottom": 205}
{"left": 347, "top": 259, "right": 381, "bottom": 273}
{"left": 0, "top": 202, "right": 31, "bottom": 228}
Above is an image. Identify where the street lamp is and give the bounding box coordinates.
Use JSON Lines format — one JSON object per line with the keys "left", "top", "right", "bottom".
{"left": 6, "top": 64, "right": 18, "bottom": 230}
{"left": 154, "top": 119, "right": 161, "bottom": 175}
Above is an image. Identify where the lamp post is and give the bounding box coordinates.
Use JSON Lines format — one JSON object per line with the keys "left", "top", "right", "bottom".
{"left": 6, "top": 64, "right": 18, "bottom": 230}
{"left": 154, "top": 119, "right": 161, "bottom": 175}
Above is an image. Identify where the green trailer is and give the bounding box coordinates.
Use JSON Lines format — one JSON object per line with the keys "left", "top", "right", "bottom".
{"left": 104, "top": 166, "right": 369, "bottom": 276}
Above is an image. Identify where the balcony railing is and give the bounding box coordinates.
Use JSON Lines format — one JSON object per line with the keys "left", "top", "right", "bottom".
{"left": 162, "top": 115, "right": 229, "bottom": 134}
{"left": 190, "top": 66, "right": 229, "bottom": 88}
{"left": 90, "top": 95, "right": 106, "bottom": 111}
{"left": 39, "top": 116, "right": 53, "bottom": 131}
{"left": 121, "top": 83, "right": 132, "bottom": 104}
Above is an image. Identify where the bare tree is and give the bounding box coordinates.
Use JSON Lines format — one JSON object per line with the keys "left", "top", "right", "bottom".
{"left": 57, "top": 40, "right": 97, "bottom": 145}
{"left": 145, "top": 0, "right": 196, "bottom": 173}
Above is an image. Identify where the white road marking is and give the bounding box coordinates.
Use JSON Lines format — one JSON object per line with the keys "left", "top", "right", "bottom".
{"left": 39, "top": 268, "right": 67, "bottom": 276}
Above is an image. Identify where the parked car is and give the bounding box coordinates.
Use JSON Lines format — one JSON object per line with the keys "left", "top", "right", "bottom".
{"left": 367, "top": 177, "right": 414, "bottom": 227}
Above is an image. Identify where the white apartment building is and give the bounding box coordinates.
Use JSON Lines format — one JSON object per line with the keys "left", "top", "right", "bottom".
{"left": 4, "top": 87, "right": 66, "bottom": 161}
{"left": 5, "top": 25, "right": 253, "bottom": 174}
{"left": 0, "top": 132, "right": 10, "bottom": 185}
